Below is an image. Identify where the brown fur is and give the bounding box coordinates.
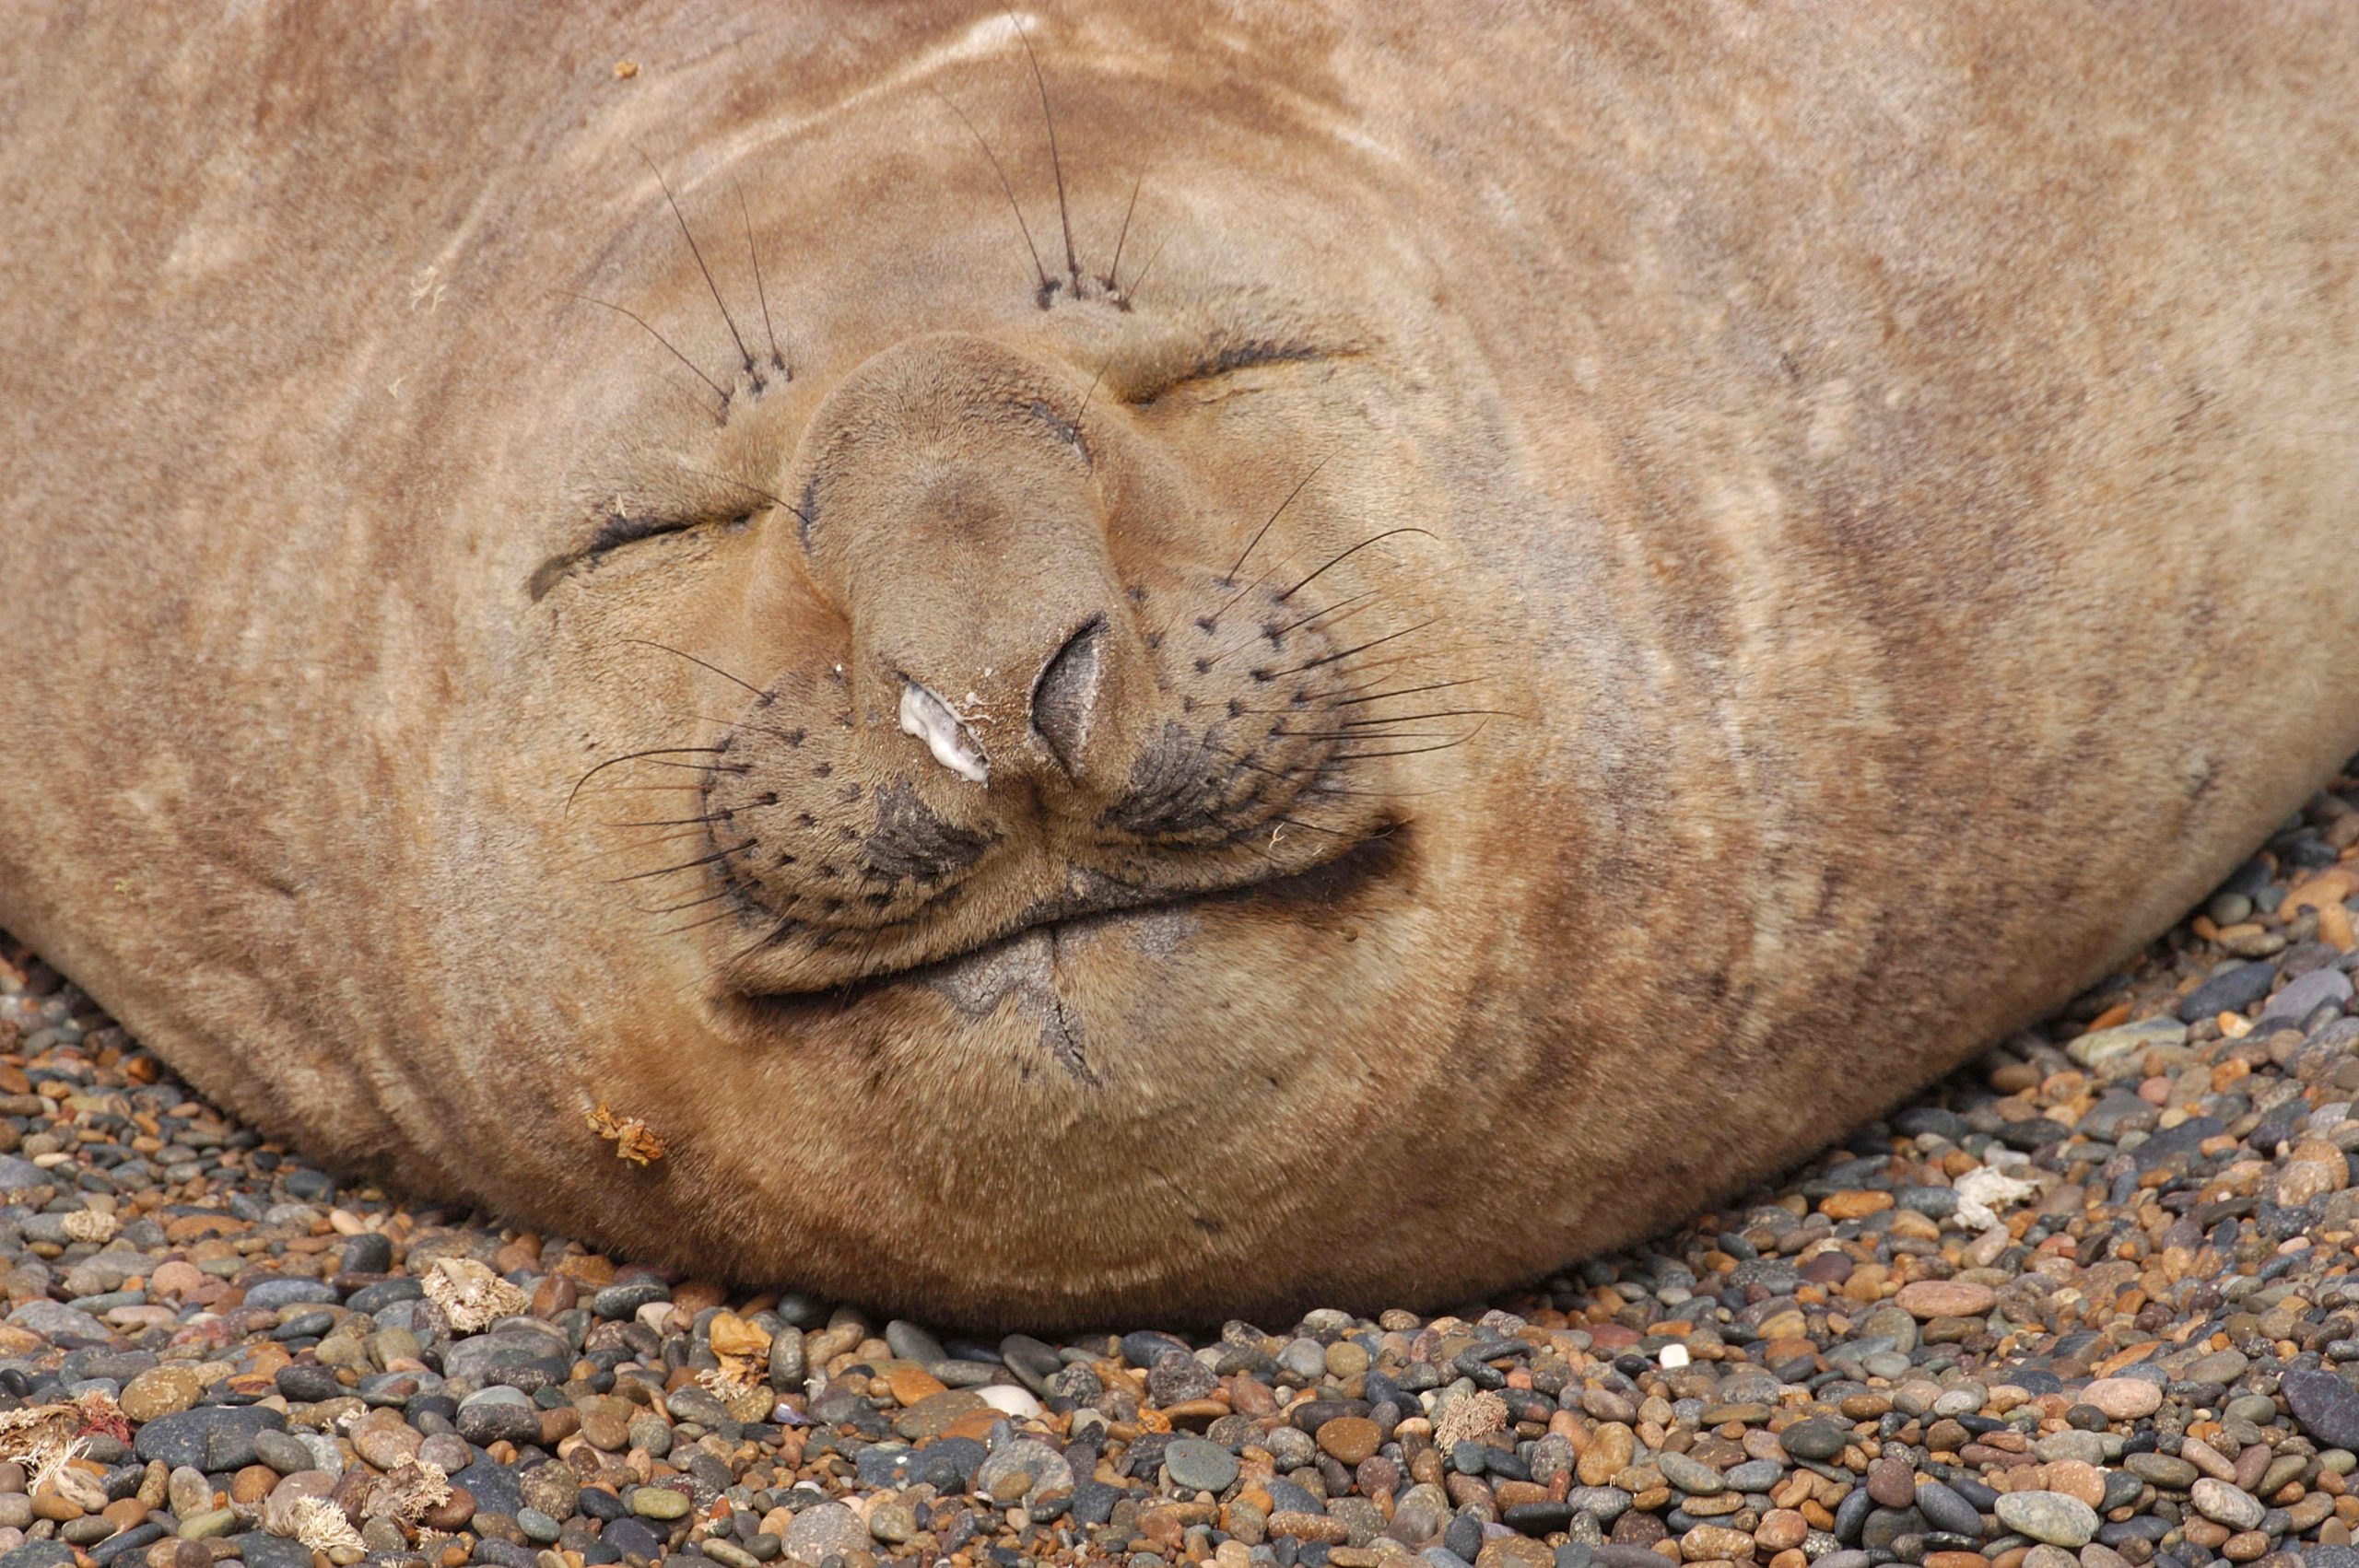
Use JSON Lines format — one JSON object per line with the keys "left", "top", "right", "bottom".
{"left": 0, "top": 3, "right": 2354, "bottom": 1327}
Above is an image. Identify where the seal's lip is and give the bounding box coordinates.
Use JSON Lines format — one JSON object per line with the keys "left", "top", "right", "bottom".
{"left": 728, "top": 827, "right": 1404, "bottom": 1015}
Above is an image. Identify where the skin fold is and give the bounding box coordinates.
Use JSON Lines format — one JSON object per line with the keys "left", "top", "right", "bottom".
{"left": 0, "top": 4, "right": 2353, "bottom": 1327}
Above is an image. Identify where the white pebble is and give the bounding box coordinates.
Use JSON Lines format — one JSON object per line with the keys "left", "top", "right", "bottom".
{"left": 978, "top": 1384, "right": 1044, "bottom": 1420}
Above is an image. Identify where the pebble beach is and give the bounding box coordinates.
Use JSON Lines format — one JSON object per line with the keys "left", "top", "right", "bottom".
{"left": 0, "top": 766, "right": 2354, "bottom": 1568}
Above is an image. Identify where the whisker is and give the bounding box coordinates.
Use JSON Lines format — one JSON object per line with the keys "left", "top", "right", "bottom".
{"left": 607, "top": 813, "right": 729, "bottom": 830}
{"left": 931, "top": 87, "right": 1050, "bottom": 293}
{"left": 1073, "top": 351, "right": 1115, "bottom": 425}
{"left": 1008, "top": 10, "right": 1080, "bottom": 287}
{"left": 636, "top": 146, "right": 754, "bottom": 374}
{"left": 1123, "top": 231, "right": 1177, "bottom": 302}
{"left": 1330, "top": 721, "right": 1489, "bottom": 762}
{"left": 607, "top": 842, "right": 754, "bottom": 885}
{"left": 566, "top": 745, "right": 729, "bottom": 812}
{"left": 1263, "top": 618, "right": 1438, "bottom": 678}
{"left": 1275, "top": 528, "right": 1437, "bottom": 603}
{"left": 622, "top": 638, "right": 770, "bottom": 701}
{"left": 553, "top": 290, "right": 729, "bottom": 407}
{"left": 1105, "top": 165, "right": 1146, "bottom": 293}
{"left": 734, "top": 179, "right": 786, "bottom": 373}
{"left": 1341, "top": 707, "right": 1521, "bottom": 726}
{"left": 1224, "top": 460, "right": 1327, "bottom": 584}
{"left": 1332, "top": 678, "right": 1481, "bottom": 707}
{"left": 1277, "top": 730, "right": 1458, "bottom": 742}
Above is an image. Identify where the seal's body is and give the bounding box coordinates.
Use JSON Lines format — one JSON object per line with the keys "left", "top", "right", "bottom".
{"left": 1, "top": 4, "right": 2353, "bottom": 1324}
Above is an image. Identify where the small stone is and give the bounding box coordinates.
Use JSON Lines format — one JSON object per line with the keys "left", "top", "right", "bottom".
{"left": 118, "top": 1368, "right": 201, "bottom": 1424}
{"left": 781, "top": 1503, "right": 867, "bottom": 1564}
{"left": 1164, "top": 1438, "right": 1238, "bottom": 1495}
{"left": 628, "top": 1485, "right": 689, "bottom": 1521}
{"left": 1779, "top": 1421, "right": 1849, "bottom": 1462}
{"left": 1866, "top": 1457, "right": 1915, "bottom": 1509}
{"left": 1992, "top": 1492, "right": 2097, "bottom": 1549}
{"left": 1915, "top": 1480, "right": 1982, "bottom": 1538}
{"left": 2178, "top": 962, "right": 2277, "bottom": 1021}
{"left": 2077, "top": 1379, "right": 2162, "bottom": 1421}
{"left": 135, "top": 1408, "right": 288, "bottom": 1476}
{"left": 976, "top": 1384, "right": 1042, "bottom": 1421}
{"left": 1318, "top": 1418, "right": 1382, "bottom": 1469}
{"left": 1895, "top": 1281, "right": 1997, "bottom": 1320}
{"left": 2189, "top": 1479, "right": 2263, "bottom": 1531}
{"left": 1656, "top": 1451, "right": 1724, "bottom": 1496}
{"left": 2067, "top": 1018, "right": 2186, "bottom": 1068}
{"left": 2124, "top": 1453, "right": 2199, "bottom": 1489}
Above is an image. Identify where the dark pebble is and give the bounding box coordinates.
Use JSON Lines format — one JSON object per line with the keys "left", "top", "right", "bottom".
{"left": 340, "top": 1232, "right": 394, "bottom": 1274}
{"left": 1916, "top": 1481, "right": 1982, "bottom": 1538}
{"left": 589, "top": 1281, "right": 670, "bottom": 1319}
{"left": 273, "top": 1364, "right": 341, "bottom": 1403}
{"left": 453, "top": 1457, "right": 524, "bottom": 1518}
{"left": 345, "top": 1277, "right": 424, "bottom": 1313}
{"left": 0, "top": 1543, "right": 75, "bottom": 1568}
{"left": 1782, "top": 1419, "right": 1850, "bottom": 1462}
{"left": 1121, "top": 1329, "right": 1193, "bottom": 1369}
{"left": 132, "top": 1405, "right": 288, "bottom": 1471}
{"left": 2283, "top": 1369, "right": 2359, "bottom": 1449}
{"left": 226, "top": 1536, "right": 311, "bottom": 1568}
{"left": 88, "top": 1525, "right": 167, "bottom": 1565}
{"left": 601, "top": 1518, "right": 663, "bottom": 1560}
{"left": 1505, "top": 1503, "right": 1578, "bottom": 1535}
{"left": 2178, "top": 961, "right": 2278, "bottom": 1021}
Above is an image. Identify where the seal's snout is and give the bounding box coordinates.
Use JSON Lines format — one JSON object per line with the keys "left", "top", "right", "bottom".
{"left": 696, "top": 331, "right": 1402, "bottom": 995}
{"left": 792, "top": 333, "right": 1151, "bottom": 801}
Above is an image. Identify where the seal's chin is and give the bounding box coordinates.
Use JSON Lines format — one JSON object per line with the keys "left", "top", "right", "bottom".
{"left": 724, "top": 827, "right": 1403, "bottom": 1013}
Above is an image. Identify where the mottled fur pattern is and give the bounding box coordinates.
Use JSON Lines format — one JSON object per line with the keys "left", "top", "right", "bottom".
{"left": 0, "top": 4, "right": 2353, "bottom": 1326}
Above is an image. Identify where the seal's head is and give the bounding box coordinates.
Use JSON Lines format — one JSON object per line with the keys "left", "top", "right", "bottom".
{"left": 447, "top": 17, "right": 1561, "bottom": 1325}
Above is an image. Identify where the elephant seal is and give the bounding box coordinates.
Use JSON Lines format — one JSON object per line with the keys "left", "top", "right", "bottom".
{"left": 1, "top": 4, "right": 2354, "bottom": 1327}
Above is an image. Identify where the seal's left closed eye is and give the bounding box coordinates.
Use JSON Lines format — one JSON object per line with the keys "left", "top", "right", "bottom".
{"left": 527, "top": 503, "right": 757, "bottom": 602}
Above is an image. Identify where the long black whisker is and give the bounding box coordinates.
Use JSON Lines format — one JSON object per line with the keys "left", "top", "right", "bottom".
{"left": 553, "top": 290, "right": 730, "bottom": 406}
{"left": 1343, "top": 707, "right": 1522, "bottom": 726}
{"left": 1123, "top": 230, "right": 1176, "bottom": 302}
{"left": 1266, "top": 618, "right": 1438, "bottom": 677}
{"left": 734, "top": 180, "right": 785, "bottom": 373}
{"left": 1332, "top": 678, "right": 1480, "bottom": 707}
{"left": 1074, "top": 351, "right": 1115, "bottom": 425}
{"left": 1105, "top": 165, "right": 1146, "bottom": 292}
{"left": 1277, "top": 730, "right": 1458, "bottom": 742}
{"left": 1225, "top": 459, "right": 1328, "bottom": 583}
{"left": 1008, "top": 10, "right": 1080, "bottom": 287}
{"left": 566, "top": 745, "right": 729, "bottom": 812}
{"left": 931, "top": 87, "right": 1050, "bottom": 292}
{"left": 637, "top": 146, "right": 754, "bottom": 374}
{"left": 1331, "top": 722, "right": 1489, "bottom": 762}
{"left": 1275, "top": 528, "right": 1438, "bottom": 603}
{"left": 622, "top": 638, "right": 769, "bottom": 701}
{"left": 606, "top": 813, "right": 730, "bottom": 830}
{"left": 608, "top": 843, "right": 754, "bottom": 885}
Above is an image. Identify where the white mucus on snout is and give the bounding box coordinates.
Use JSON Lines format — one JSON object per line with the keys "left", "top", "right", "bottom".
{"left": 898, "top": 681, "right": 990, "bottom": 785}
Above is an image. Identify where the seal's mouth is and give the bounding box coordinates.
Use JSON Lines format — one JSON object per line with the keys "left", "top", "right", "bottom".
{"left": 726, "top": 826, "right": 1403, "bottom": 1015}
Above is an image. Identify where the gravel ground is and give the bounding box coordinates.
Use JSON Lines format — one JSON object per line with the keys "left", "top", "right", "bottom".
{"left": 0, "top": 765, "right": 2355, "bottom": 1568}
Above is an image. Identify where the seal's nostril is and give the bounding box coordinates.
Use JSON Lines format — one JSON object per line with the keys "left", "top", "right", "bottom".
{"left": 1032, "top": 617, "right": 1106, "bottom": 776}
